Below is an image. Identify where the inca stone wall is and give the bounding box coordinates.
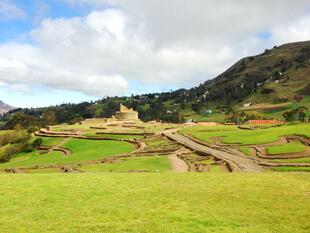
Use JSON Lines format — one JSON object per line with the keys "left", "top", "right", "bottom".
{"left": 115, "top": 111, "right": 139, "bottom": 120}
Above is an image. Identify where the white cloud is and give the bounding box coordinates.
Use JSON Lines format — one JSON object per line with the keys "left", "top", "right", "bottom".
{"left": 0, "top": 1, "right": 310, "bottom": 98}
{"left": 0, "top": 0, "right": 25, "bottom": 20}
{"left": 0, "top": 9, "right": 235, "bottom": 96}
{"left": 271, "top": 15, "right": 310, "bottom": 44}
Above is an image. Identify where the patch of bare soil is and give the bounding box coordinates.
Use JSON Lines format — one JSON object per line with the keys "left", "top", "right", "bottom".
{"left": 168, "top": 154, "right": 188, "bottom": 172}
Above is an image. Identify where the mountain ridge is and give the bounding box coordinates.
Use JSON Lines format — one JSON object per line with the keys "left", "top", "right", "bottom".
{"left": 185, "top": 40, "right": 310, "bottom": 105}
{"left": 1, "top": 40, "right": 310, "bottom": 126}
{"left": 0, "top": 101, "right": 15, "bottom": 115}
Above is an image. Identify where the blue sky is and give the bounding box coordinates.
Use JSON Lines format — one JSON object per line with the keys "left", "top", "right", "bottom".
{"left": 0, "top": 0, "right": 100, "bottom": 107}
{"left": 0, "top": 1, "right": 79, "bottom": 41}
{"left": 0, "top": 0, "right": 310, "bottom": 108}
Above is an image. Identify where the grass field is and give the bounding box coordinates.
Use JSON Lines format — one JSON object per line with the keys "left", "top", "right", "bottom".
{"left": 0, "top": 139, "right": 135, "bottom": 169}
{"left": 0, "top": 173, "right": 309, "bottom": 233}
{"left": 83, "top": 132, "right": 144, "bottom": 140}
{"left": 40, "top": 137, "right": 65, "bottom": 146}
{"left": 79, "top": 156, "right": 171, "bottom": 172}
{"left": 267, "top": 141, "right": 306, "bottom": 154}
{"left": 272, "top": 167, "right": 310, "bottom": 172}
{"left": 0, "top": 150, "right": 65, "bottom": 169}
{"left": 63, "top": 139, "right": 134, "bottom": 161}
{"left": 239, "top": 96, "right": 310, "bottom": 119}
{"left": 180, "top": 124, "right": 310, "bottom": 145}
{"left": 272, "top": 157, "right": 310, "bottom": 163}
{"left": 238, "top": 147, "right": 252, "bottom": 156}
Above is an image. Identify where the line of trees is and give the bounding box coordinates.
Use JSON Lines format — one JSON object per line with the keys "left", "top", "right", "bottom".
{"left": 0, "top": 129, "right": 42, "bottom": 163}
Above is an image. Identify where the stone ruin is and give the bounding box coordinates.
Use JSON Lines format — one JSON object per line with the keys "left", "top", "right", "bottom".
{"left": 115, "top": 104, "right": 139, "bottom": 121}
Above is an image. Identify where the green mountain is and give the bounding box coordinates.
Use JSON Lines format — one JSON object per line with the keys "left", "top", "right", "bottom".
{"left": 188, "top": 40, "right": 310, "bottom": 105}
{"left": 1, "top": 41, "right": 310, "bottom": 127}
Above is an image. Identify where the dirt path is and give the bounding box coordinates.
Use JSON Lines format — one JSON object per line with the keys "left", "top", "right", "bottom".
{"left": 163, "top": 130, "right": 264, "bottom": 172}
{"left": 37, "top": 137, "right": 72, "bottom": 156}
{"left": 168, "top": 154, "right": 188, "bottom": 172}
{"left": 57, "top": 137, "right": 71, "bottom": 147}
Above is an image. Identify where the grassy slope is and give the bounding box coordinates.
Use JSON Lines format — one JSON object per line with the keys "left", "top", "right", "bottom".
{"left": 180, "top": 124, "right": 310, "bottom": 145}
{"left": 40, "top": 137, "right": 65, "bottom": 147}
{"left": 63, "top": 139, "right": 134, "bottom": 161}
{"left": 0, "top": 173, "right": 309, "bottom": 233}
{"left": 272, "top": 157, "right": 310, "bottom": 163}
{"left": 272, "top": 167, "right": 310, "bottom": 172}
{"left": 241, "top": 96, "right": 310, "bottom": 120}
{"left": 238, "top": 147, "right": 252, "bottom": 156}
{"left": 0, "top": 139, "right": 134, "bottom": 168}
{"left": 0, "top": 151, "right": 65, "bottom": 169}
{"left": 267, "top": 141, "right": 306, "bottom": 154}
{"left": 79, "top": 156, "right": 171, "bottom": 172}
{"left": 83, "top": 132, "right": 143, "bottom": 140}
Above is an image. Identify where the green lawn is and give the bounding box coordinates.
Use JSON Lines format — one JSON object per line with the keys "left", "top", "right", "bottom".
{"left": 0, "top": 173, "right": 309, "bottom": 233}
{"left": 63, "top": 139, "right": 135, "bottom": 162}
{"left": 0, "top": 150, "right": 65, "bottom": 169}
{"left": 272, "top": 157, "right": 310, "bottom": 163}
{"left": 180, "top": 124, "right": 310, "bottom": 145}
{"left": 40, "top": 137, "right": 65, "bottom": 147}
{"left": 79, "top": 156, "right": 171, "bottom": 172}
{"left": 146, "top": 138, "right": 172, "bottom": 146}
{"left": 267, "top": 141, "right": 306, "bottom": 155}
{"left": 180, "top": 108, "right": 226, "bottom": 123}
{"left": 83, "top": 132, "right": 143, "bottom": 140}
{"left": 238, "top": 147, "right": 252, "bottom": 156}
{"left": 0, "top": 139, "right": 135, "bottom": 169}
{"left": 272, "top": 167, "right": 310, "bottom": 172}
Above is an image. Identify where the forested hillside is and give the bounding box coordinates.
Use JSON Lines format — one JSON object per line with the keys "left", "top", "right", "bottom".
{"left": 1, "top": 41, "right": 310, "bottom": 128}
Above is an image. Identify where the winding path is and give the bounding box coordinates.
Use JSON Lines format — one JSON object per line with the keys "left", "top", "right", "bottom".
{"left": 163, "top": 130, "right": 264, "bottom": 172}
{"left": 168, "top": 154, "right": 188, "bottom": 172}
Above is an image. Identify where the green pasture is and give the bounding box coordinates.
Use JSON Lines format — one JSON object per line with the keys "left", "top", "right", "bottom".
{"left": 242, "top": 95, "right": 310, "bottom": 118}
{"left": 0, "top": 139, "right": 134, "bottom": 169}
{"left": 272, "top": 167, "right": 310, "bottom": 172}
{"left": 0, "top": 173, "right": 309, "bottom": 233}
{"left": 63, "top": 139, "right": 134, "bottom": 161}
{"left": 238, "top": 147, "right": 253, "bottom": 156}
{"left": 272, "top": 157, "right": 310, "bottom": 163}
{"left": 79, "top": 156, "right": 171, "bottom": 173}
{"left": 180, "top": 109, "right": 226, "bottom": 123}
{"left": 0, "top": 150, "right": 65, "bottom": 169}
{"left": 83, "top": 132, "right": 144, "bottom": 140}
{"left": 146, "top": 137, "right": 173, "bottom": 146}
{"left": 180, "top": 124, "right": 310, "bottom": 145}
{"left": 40, "top": 137, "right": 65, "bottom": 147}
{"left": 267, "top": 141, "right": 306, "bottom": 155}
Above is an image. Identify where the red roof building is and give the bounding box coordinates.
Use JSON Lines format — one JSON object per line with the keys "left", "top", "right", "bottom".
{"left": 245, "top": 120, "right": 285, "bottom": 125}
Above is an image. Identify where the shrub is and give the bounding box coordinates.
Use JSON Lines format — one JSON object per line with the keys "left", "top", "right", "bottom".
{"left": 32, "top": 138, "right": 43, "bottom": 148}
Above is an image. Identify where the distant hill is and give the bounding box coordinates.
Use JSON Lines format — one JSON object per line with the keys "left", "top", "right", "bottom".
{"left": 0, "top": 101, "right": 15, "bottom": 115}
{"left": 187, "top": 40, "right": 310, "bottom": 106}
{"left": 2, "top": 40, "right": 310, "bottom": 126}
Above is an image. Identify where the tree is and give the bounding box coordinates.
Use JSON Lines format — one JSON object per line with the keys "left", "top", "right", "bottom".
{"left": 5, "top": 113, "right": 40, "bottom": 129}
{"left": 191, "top": 103, "right": 202, "bottom": 113}
{"left": 282, "top": 106, "right": 308, "bottom": 122}
{"left": 42, "top": 110, "right": 57, "bottom": 125}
